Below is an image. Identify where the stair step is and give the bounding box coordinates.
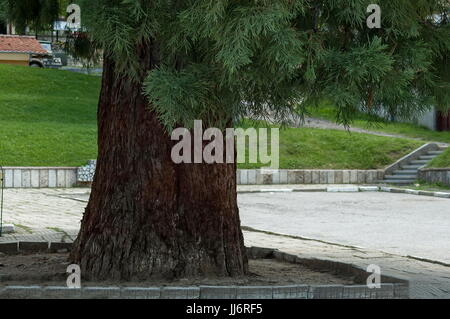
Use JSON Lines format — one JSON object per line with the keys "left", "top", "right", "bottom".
{"left": 393, "top": 170, "right": 418, "bottom": 175}
{"left": 385, "top": 175, "right": 417, "bottom": 180}
{"left": 428, "top": 151, "right": 444, "bottom": 155}
{"left": 402, "top": 165, "right": 423, "bottom": 169}
{"left": 419, "top": 155, "right": 435, "bottom": 160}
{"left": 379, "top": 180, "right": 415, "bottom": 184}
{"left": 410, "top": 160, "right": 428, "bottom": 165}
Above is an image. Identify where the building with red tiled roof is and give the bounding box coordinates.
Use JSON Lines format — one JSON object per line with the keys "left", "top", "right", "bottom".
{"left": 0, "top": 35, "right": 47, "bottom": 66}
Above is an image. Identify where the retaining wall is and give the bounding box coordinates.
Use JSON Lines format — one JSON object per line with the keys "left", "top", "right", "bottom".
{"left": 418, "top": 168, "right": 450, "bottom": 187}
{"left": 0, "top": 167, "right": 77, "bottom": 188}
{"left": 237, "top": 169, "right": 384, "bottom": 185}
{"left": 1, "top": 167, "right": 384, "bottom": 188}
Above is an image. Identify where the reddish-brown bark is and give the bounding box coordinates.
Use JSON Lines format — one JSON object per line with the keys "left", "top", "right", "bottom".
{"left": 70, "top": 44, "right": 248, "bottom": 280}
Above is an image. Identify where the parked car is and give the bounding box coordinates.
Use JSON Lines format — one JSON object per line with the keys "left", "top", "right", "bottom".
{"left": 29, "top": 41, "right": 62, "bottom": 68}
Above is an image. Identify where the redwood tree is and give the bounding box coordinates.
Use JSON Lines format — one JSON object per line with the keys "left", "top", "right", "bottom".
{"left": 12, "top": 0, "right": 443, "bottom": 280}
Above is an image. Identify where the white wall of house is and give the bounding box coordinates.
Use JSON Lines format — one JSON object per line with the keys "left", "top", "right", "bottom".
{"left": 415, "top": 108, "right": 437, "bottom": 131}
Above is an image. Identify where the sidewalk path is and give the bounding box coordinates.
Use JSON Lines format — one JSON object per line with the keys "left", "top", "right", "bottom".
{"left": 1, "top": 188, "right": 449, "bottom": 298}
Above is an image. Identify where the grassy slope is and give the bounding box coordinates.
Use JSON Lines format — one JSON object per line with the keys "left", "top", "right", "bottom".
{"left": 0, "top": 64, "right": 422, "bottom": 169}
{"left": 237, "top": 121, "right": 423, "bottom": 169}
{"left": 0, "top": 64, "right": 100, "bottom": 166}
{"left": 427, "top": 148, "right": 450, "bottom": 168}
{"left": 309, "top": 103, "right": 450, "bottom": 144}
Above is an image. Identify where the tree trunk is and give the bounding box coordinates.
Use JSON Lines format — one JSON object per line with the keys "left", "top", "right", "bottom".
{"left": 70, "top": 45, "right": 248, "bottom": 281}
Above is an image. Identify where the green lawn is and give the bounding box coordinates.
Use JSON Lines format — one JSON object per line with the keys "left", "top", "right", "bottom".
{"left": 308, "top": 103, "right": 450, "bottom": 144}
{"left": 237, "top": 121, "right": 423, "bottom": 169}
{"left": 427, "top": 148, "right": 450, "bottom": 168}
{"left": 0, "top": 64, "right": 100, "bottom": 166}
{"left": 0, "top": 64, "right": 423, "bottom": 169}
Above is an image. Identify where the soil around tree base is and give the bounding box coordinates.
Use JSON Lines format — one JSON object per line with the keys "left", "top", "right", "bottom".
{"left": 0, "top": 253, "right": 355, "bottom": 287}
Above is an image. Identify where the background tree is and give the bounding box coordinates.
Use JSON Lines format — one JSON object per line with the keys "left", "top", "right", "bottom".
{"left": 0, "top": 0, "right": 60, "bottom": 35}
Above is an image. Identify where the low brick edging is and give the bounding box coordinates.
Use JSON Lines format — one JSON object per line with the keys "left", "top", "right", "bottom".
{"left": 0, "top": 244, "right": 409, "bottom": 299}
{"left": 418, "top": 168, "right": 450, "bottom": 188}
{"left": 237, "top": 169, "right": 384, "bottom": 185}
{"left": 1, "top": 167, "right": 77, "bottom": 188}
{"left": 0, "top": 283, "right": 407, "bottom": 299}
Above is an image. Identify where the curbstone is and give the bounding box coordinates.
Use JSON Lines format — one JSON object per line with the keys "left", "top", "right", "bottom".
{"left": 374, "top": 284, "right": 395, "bottom": 299}
{"left": 49, "top": 242, "right": 73, "bottom": 253}
{"left": 161, "top": 287, "right": 200, "bottom": 299}
{"left": 434, "top": 192, "right": 450, "bottom": 198}
{"left": 359, "top": 186, "right": 379, "bottom": 192}
{"left": 236, "top": 286, "right": 273, "bottom": 299}
{"left": 43, "top": 286, "right": 82, "bottom": 299}
{"left": 309, "top": 285, "right": 344, "bottom": 299}
{"left": 393, "top": 284, "right": 409, "bottom": 299}
{"left": 342, "top": 285, "right": 375, "bottom": 299}
{"left": 1, "top": 286, "right": 43, "bottom": 299}
{"left": 82, "top": 287, "right": 121, "bottom": 299}
{"left": 18, "top": 241, "right": 49, "bottom": 253}
{"left": 200, "top": 286, "right": 237, "bottom": 299}
{"left": 121, "top": 287, "right": 161, "bottom": 299}
{"left": 272, "top": 285, "right": 308, "bottom": 299}
{"left": 327, "top": 186, "right": 359, "bottom": 192}
{"left": 0, "top": 242, "right": 19, "bottom": 254}
{"left": 405, "top": 189, "right": 420, "bottom": 195}
{"left": 247, "top": 246, "right": 275, "bottom": 259}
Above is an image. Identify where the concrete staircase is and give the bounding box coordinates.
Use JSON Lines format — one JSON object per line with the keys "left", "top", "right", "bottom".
{"left": 380, "top": 145, "right": 448, "bottom": 185}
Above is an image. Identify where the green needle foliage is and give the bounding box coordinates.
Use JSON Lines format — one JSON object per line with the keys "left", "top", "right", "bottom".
{"left": 4, "top": 0, "right": 449, "bottom": 131}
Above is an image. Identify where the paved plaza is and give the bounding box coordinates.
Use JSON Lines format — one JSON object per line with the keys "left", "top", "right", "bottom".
{"left": 1, "top": 187, "right": 449, "bottom": 298}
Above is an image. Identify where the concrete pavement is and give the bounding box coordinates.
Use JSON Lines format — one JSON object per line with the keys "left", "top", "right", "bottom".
{"left": 1, "top": 187, "right": 449, "bottom": 298}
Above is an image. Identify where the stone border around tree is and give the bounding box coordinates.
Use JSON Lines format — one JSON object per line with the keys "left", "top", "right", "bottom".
{"left": 0, "top": 244, "right": 409, "bottom": 299}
